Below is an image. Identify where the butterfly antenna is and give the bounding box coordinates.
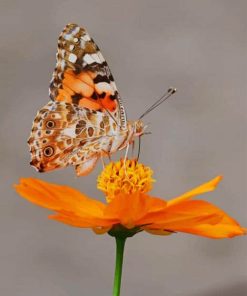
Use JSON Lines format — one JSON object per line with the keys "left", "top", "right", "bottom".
{"left": 137, "top": 136, "right": 141, "bottom": 161}
{"left": 139, "top": 87, "right": 176, "bottom": 119}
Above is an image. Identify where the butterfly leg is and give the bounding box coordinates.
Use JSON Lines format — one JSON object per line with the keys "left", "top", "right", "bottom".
{"left": 108, "top": 153, "right": 112, "bottom": 162}
{"left": 124, "top": 143, "right": 130, "bottom": 162}
{"left": 123, "top": 143, "right": 130, "bottom": 176}
{"left": 131, "top": 140, "right": 135, "bottom": 159}
{"left": 101, "top": 155, "right": 106, "bottom": 169}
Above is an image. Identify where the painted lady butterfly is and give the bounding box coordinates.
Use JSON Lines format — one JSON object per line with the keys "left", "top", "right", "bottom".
{"left": 28, "top": 24, "right": 175, "bottom": 176}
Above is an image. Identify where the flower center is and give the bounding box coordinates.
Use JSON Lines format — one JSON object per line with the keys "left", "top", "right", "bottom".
{"left": 97, "top": 159, "right": 155, "bottom": 202}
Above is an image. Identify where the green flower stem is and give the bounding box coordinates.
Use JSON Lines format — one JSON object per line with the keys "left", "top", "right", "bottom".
{"left": 113, "top": 237, "right": 126, "bottom": 296}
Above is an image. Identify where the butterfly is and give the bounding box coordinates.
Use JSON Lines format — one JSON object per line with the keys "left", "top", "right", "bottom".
{"left": 28, "top": 24, "right": 176, "bottom": 176}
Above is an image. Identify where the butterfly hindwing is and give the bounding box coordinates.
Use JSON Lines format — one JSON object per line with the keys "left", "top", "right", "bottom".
{"left": 28, "top": 101, "right": 119, "bottom": 175}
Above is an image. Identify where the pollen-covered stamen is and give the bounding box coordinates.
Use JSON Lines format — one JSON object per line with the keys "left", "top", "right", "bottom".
{"left": 97, "top": 159, "right": 155, "bottom": 202}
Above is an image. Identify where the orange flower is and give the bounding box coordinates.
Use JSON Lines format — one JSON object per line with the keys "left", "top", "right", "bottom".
{"left": 15, "top": 160, "right": 245, "bottom": 239}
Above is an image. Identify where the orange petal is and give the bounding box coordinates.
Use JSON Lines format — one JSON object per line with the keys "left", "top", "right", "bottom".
{"left": 144, "top": 229, "right": 173, "bottom": 236}
{"left": 104, "top": 193, "right": 145, "bottom": 228}
{"left": 104, "top": 192, "right": 167, "bottom": 229}
{"left": 92, "top": 227, "right": 112, "bottom": 235}
{"left": 178, "top": 224, "right": 246, "bottom": 239}
{"left": 167, "top": 176, "right": 222, "bottom": 207}
{"left": 50, "top": 212, "right": 116, "bottom": 228}
{"left": 144, "top": 200, "right": 246, "bottom": 238}
{"left": 15, "top": 178, "right": 105, "bottom": 218}
{"left": 50, "top": 213, "right": 95, "bottom": 228}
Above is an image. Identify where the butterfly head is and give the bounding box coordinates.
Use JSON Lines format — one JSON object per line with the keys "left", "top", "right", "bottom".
{"left": 132, "top": 119, "right": 146, "bottom": 137}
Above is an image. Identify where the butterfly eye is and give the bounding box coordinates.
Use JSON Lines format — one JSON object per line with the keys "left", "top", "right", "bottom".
{"left": 46, "top": 120, "right": 55, "bottom": 128}
{"left": 43, "top": 146, "right": 54, "bottom": 157}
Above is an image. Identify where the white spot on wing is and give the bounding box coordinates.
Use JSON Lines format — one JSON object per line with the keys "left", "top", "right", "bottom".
{"left": 91, "top": 53, "right": 101, "bottom": 63}
{"left": 80, "top": 39, "right": 86, "bottom": 48}
{"left": 96, "top": 82, "right": 112, "bottom": 92}
{"left": 81, "top": 34, "right": 90, "bottom": 41}
{"left": 61, "top": 49, "right": 66, "bottom": 58}
{"left": 69, "top": 44, "right": 75, "bottom": 51}
{"left": 63, "top": 127, "right": 76, "bottom": 137}
{"left": 68, "top": 53, "right": 77, "bottom": 63}
{"left": 64, "top": 34, "right": 72, "bottom": 41}
{"left": 60, "top": 60, "right": 66, "bottom": 70}
{"left": 84, "top": 54, "right": 95, "bottom": 64}
{"left": 72, "top": 26, "right": 80, "bottom": 35}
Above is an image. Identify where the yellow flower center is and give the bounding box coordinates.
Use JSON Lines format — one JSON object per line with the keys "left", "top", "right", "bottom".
{"left": 97, "top": 159, "right": 155, "bottom": 202}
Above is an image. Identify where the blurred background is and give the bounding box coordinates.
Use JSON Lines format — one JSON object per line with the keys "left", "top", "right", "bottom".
{"left": 0, "top": 0, "right": 246, "bottom": 295}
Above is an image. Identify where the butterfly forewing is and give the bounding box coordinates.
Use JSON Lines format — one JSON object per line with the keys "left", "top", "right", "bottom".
{"left": 49, "top": 23, "right": 127, "bottom": 129}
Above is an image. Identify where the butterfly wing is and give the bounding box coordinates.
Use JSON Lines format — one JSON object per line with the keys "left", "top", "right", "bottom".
{"left": 29, "top": 24, "right": 128, "bottom": 175}
{"left": 28, "top": 101, "right": 118, "bottom": 175}
{"left": 49, "top": 23, "right": 127, "bottom": 129}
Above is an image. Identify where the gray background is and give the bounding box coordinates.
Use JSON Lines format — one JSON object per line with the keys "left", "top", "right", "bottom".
{"left": 0, "top": 0, "right": 246, "bottom": 295}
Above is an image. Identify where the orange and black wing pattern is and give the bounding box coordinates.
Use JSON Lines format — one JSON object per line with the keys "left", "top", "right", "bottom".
{"left": 49, "top": 24, "right": 127, "bottom": 129}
